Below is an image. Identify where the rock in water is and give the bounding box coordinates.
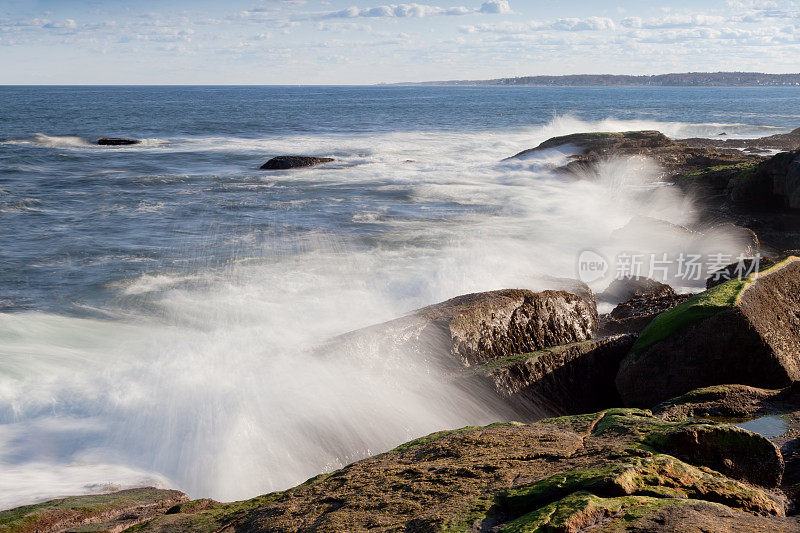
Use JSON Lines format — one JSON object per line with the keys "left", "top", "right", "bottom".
{"left": 616, "top": 257, "right": 800, "bottom": 406}
{"left": 324, "top": 289, "right": 598, "bottom": 369}
{"left": 97, "top": 137, "right": 140, "bottom": 145}
{"left": 259, "top": 155, "right": 334, "bottom": 170}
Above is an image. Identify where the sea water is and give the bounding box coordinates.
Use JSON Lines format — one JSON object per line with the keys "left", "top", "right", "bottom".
{"left": 1, "top": 85, "right": 799, "bottom": 509}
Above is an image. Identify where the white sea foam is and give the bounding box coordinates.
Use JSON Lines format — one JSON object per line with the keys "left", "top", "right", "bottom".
{"left": 0, "top": 115, "right": 770, "bottom": 510}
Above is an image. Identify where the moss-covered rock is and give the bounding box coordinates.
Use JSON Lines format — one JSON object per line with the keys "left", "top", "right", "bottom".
{"left": 0, "top": 488, "right": 188, "bottom": 533}
{"left": 617, "top": 258, "right": 800, "bottom": 406}
{"left": 6, "top": 408, "right": 794, "bottom": 532}
{"left": 644, "top": 424, "right": 784, "bottom": 487}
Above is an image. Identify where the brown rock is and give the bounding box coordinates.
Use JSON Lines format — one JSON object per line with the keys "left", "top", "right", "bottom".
{"left": 123, "top": 409, "right": 788, "bottom": 532}
{"left": 0, "top": 488, "right": 188, "bottom": 533}
{"left": 326, "top": 289, "right": 598, "bottom": 369}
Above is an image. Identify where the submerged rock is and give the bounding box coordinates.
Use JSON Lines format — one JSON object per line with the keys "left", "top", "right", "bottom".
{"left": 97, "top": 137, "right": 140, "bottom": 145}
{"left": 616, "top": 257, "right": 800, "bottom": 407}
{"left": 259, "top": 155, "right": 334, "bottom": 170}
{"left": 0, "top": 488, "right": 188, "bottom": 533}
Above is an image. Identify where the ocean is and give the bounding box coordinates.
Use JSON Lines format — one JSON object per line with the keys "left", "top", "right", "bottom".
{"left": 1, "top": 85, "right": 799, "bottom": 509}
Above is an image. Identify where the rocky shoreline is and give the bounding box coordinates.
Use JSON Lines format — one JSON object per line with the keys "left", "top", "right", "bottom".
{"left": 4, "top": 129, "right": 800, "bottom": 532}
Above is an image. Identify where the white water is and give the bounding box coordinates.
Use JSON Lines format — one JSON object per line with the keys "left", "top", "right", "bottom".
{"left": 0, "top": 116, "right": 768, "bottom": 510}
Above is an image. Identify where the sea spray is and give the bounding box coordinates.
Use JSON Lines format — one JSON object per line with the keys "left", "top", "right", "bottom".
{"left": 0, "top": 113, "right": 774, "bottom": 509}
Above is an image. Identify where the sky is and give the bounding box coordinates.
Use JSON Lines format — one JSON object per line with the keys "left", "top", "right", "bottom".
{"left": 0, "top": 0, "right": 799, "bottom": 84}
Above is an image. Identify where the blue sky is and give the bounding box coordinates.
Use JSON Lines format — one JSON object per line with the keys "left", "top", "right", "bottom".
{"left": 1, "top": 0, "right": 798, "bottom": 84}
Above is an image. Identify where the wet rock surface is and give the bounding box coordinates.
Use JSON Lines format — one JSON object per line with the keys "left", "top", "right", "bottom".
{"left": 682, "top": 127, "right": 800, "bottom": 153}
{"left": 509, "top": 130, "right": 762, "bottom": 178}
{"left": 259, "top": 155, "right": 335, "bottom": 170}
{"left": 326, "top": 289, "right": 599, "bottom": 369}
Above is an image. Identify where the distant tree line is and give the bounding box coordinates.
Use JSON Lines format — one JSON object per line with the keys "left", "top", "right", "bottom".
{"left": 396, "top": 72, "right": 800, "bottom": 87}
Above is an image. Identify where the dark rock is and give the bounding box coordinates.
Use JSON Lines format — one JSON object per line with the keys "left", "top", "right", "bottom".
{"left": 599, "top": 279, "right": 693, "bottom": 336}
{"left": 600, "top": 276, "right": 675, "bottom": 305}
{"left": 97, "top": 137, "right": 140, "bottom": 145}
{"left": 682, "top": 127, "right": 800, "bottom": 153}
{"left": 654, "top": 384, "right": 778, "bottom": 420}
{"left": 616, "top": 257, "right": 800, "bottom": 406}
{"left": 730, "top": 149, "right": 800, "bottom": 210}
{"left": 0, "top": 488, "right": 189, "bottom": 533}
{"left": 259, "top": 155, "right": 334, "bottom": 170}
{"left": 474, "top": 334, "right": 637, "bottom": 417}
{"left": 509, "top": 130, "right": 762, "bottom": 178}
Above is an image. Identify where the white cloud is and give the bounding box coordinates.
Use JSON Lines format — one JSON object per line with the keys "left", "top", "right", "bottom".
{"left": 460, "top": 16, "right": 615, "bottom": 34}
{"left": 321, "top": 2, "right": 511, "bottom": 19}
{"left": 479, "top": 1, "right": 512, "bottom": 14}
{"left": 621, "top": 13, "right": 726, "bottom": 29}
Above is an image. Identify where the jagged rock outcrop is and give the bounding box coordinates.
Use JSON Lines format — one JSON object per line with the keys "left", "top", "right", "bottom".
{"left": 508, "top": 130, "right": 761, "bottom": 177}
{"left": 0, "top": 488, "right": 188, "bottom": 533}
{"left": 472, "top": 335, "right": 637, "bottom": 417}
{"left": 259, "top": 155, "right": 334, "bottom": 170}
{"left": 35, "top": 409, "right": 792, "bottom": 532}
{"left": 616, "top": 257, "right": 800, "bottom": 407}
{"left": 599, "top": 278, "right": 693, "bottom": 335}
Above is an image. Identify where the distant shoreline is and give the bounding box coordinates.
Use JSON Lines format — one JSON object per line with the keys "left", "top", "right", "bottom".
{"left": 382, "top": 71, "right": 800, "bottom": 87}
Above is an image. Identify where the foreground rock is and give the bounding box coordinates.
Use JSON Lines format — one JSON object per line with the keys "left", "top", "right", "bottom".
{"left": 616, "top": 257, "right": 800, "bottom": 406}
{"left": 97, "top": 137, "right": 140, "bottom": 146}
{"left": 654, "top": 382, "right": 800, "bottom": 507}
{"left": 472, "top": 335, "right": 637, "bottom": 417}
{"left": 75, "top": 409, "right": 792, "bottom": 532}
{"left": 259, "top": 155, "right": 334, "bottom": 170}
{"left": 0, "top": 488, "right": 188, "bottom": 533}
